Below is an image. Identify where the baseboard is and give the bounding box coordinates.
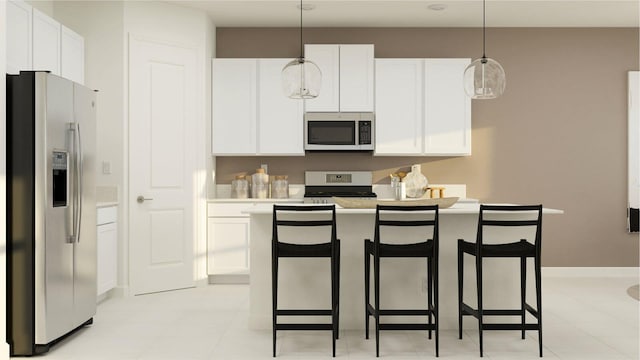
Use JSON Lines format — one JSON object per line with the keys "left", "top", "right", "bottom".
{"left": 111, "top": 285, "right": 130, "bottom": 297}
{"left": 208, "top": 274, "right": 249, "bottom": 284}
{"left": 0, "top": 342, "right": 10, "bottom": 360}
{"left": 542, "top": 267, "right": 640, "bottom": 278}
{"left": 195, "top": 278, "right": 209, "bottom": 287}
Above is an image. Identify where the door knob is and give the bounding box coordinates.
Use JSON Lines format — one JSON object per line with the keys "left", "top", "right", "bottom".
{"left": 137, "top": 196, "right": 153, "bottom": 203}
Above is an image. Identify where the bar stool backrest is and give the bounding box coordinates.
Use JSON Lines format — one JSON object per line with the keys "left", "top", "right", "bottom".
{"left": 272, "top": 205, "right": 338, "bottom": 246}
{"left": 476, "top": 204, "right": 543, "bottom": 255}
{"left": 375, "top": 204, "right": 439, "bottom": 248}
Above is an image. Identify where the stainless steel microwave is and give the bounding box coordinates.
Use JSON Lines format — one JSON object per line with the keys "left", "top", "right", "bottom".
{"left": 304, "top": 112, "right": 374, "bottom": 151}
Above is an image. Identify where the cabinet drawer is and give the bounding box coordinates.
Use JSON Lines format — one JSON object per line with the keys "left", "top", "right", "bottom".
{"left": 208, "top": 203, "right": 255, "bottom": 217}
{"left": 97, "top": 206, "right": 117, "bottom": 225}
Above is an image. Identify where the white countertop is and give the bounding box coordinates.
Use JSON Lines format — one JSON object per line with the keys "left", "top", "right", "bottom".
{"left": 242, "top": 201, "right": 564, "bottom": 215}
{"left": 208, "top": 198, "right": 303, "bottom": 203}
{"left": 97, "top": 201, "right": 119, "bottom": 208}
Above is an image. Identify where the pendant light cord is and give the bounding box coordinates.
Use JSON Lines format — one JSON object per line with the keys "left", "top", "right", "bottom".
{"left": 300, "top": 0, "right": 304, "bottom": 59}
{"left": 482, "top": 0, "right": 486, "bottom": 59}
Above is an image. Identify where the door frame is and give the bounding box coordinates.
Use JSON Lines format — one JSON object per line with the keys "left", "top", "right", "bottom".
{"left": 124, "top": 33, "right": 208, "bottom": 296}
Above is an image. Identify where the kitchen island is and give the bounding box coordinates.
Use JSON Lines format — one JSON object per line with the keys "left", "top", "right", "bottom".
{"left": 243, "top": 202, "right": 563, "bottom": 330}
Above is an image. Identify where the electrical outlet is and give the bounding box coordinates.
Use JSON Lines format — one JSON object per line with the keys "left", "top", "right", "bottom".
{"left": 102, "top": 161, "right": 111, "bottom": 174}
{"left": 421, "top": 277, "right": 428, "bottom": 293}
{"left": 260, "top": 163, "right": 268, "bottom": 174}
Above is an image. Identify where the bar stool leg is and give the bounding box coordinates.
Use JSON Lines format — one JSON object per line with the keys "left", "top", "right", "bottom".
{"left": 364, "top": 241, "right": 370, "bottom": 340}
{"left": 457, "top": 242, "right": 464, "bottom": 340}
{"left": 535, "top": 255, "right": 543, "bottom": 357}
{"left": 335, "top": 243, "right": 340, "bottom": 340}
{"left": 434, "top": 254, "right": 440, "bottom": 357}
{"left": 272, "top": 251, "right": 278, "bottom": 357}
{"left": 374, "top": 250, "right": 381, "bottom": 358}
{"left": 521, "top": 256, "right": 526, "bottom": 340}
{"left": 476, "top": 257, "right": 484, "bottom": 357}
{"left": 427, "top": 257, "right": 433, "bottom": 340}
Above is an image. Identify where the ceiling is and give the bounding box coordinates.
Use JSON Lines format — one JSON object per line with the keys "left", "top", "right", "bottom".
{"left": 164, "top": 0, "right": 640, "bottom": 27}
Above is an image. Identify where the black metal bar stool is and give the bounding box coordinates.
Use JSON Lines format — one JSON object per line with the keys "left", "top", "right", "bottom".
{"left": 364, "top": 204, "right": 440, "bottom": 357}
{"left": 271, "top": 205, "right": 340, "bottom": 357}
{"left": 458, "top": 204, "right": 543, "bottom": 357}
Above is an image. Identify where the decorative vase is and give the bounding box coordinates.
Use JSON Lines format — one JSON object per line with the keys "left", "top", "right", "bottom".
{"left": 403, "top": 164, "right": 428, "bottom": 198}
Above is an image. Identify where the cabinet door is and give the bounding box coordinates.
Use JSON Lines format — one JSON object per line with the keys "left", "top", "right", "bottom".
{"left": 304, "top": 44, "right": 340, "bottom": 112}
{"left": 212, "top": 59, "right": 257, "bottom": 154}
{"left": 97, "top": 222, "right": 117, "bottom": 295}
{"left": 339, "top": 44, "right": 375, "bottom": 112}
{"left": 424, "top": 59, "right": 471, "bottom": 155}
{"left": 32, "top": 8, "right": 61, "bottom": 75}
{"left": 60, "top": 25, "right": 84, "bottom": 84}
{"left": 257, "top": 59, "right": 304, "bottom": 155}
{"left": 7, "top": 0, "right": 32, "bottom": 75}
{"left": 374, "top": 59, "right": 424, "bottom": 155}
{"left": 207, "top": 218, "right": 250, "bottom": 275}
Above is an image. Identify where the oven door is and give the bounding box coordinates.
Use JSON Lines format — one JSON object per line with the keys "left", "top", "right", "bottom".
{"left": 305, "top": 120, "right": 357, "bottom": 150}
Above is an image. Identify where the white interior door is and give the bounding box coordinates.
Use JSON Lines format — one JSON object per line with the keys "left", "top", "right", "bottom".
{"left": 129, "top": 36, "right": 197, "bottom": 295}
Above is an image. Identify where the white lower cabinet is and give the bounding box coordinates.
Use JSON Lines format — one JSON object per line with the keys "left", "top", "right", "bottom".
{"left": 207, "top": 203, "right": 251, "bottom": 282}
{"left": 97, "top": 206, "right": 118, "bottom": 296}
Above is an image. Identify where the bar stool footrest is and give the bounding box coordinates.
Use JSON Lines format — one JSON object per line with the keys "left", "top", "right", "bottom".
{"left": 379, "top": 323, "right": 436, "bottom": 331}
{"left": 379, "top": 309, "right": 432, "bottom": 316}
{"left": 275, "top": 323, "right": 334, "bottom": 331}
{"left": 482, "top": 323, "right": 540, "bottom": 331}
{"left": 277, "top": 309, "right": 333, "bottom": 316}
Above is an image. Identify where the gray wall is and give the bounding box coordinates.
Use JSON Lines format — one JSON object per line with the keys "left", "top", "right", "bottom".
{"left": 215, "top": 27, "right": 640, "bottom": 267}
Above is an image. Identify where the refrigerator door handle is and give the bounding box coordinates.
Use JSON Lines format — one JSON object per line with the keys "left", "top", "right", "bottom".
{"left": 66, "top": 122, "right": 82, "bottom": 243}
{"left": 76, "top": 123, "right": 83, "bottom": 243}
{"left": 67, "top": 123, "right": 77, "bottom": 243}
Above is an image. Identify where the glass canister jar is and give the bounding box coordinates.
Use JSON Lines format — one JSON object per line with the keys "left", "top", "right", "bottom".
{"left": 231, "top": 175, "right": 249, "bottom": 199}
{"left": 271, "top": 175, "right": 289, "bottom": 199}
{"left": 251, "top": 168, "right": 269, "bottom": 199}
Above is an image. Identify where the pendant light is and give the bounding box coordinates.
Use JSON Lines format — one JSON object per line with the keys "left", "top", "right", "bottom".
{"left": 463, "top": 0, "right": 506, "bottom": 99}
{"left": 282, "top": 0, "right": 321, "bottom": 99}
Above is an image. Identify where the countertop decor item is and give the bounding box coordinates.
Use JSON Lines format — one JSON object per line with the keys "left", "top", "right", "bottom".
{"left": 251, "top": 168, "right": 269, "bottom": 199}
{"left": 463, "top": 0, "right": 506, "bottom": 99}
{"left": 332, "top": 196, "right": 458, "bottom": 209}
{"left": 281, "top": 0, "right": 321, "bottom": 99}
{"left": 404, "top": 164, "right": 428, "bottom": 198}
{"left": 231, "top": 175, "right": 249, "bottom": 199}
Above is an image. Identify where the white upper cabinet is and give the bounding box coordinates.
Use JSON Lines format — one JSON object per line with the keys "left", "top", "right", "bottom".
{"left": 257, "top": 59, "right": 304, "bottom": 155}
{"left": 304, "top": 45, "right": 340, "bottom": 112}
{"left": 339, "top": 44, "right": 375, "bottom": 111}
{"left": 7, "top": 0, "right": 32, "bottom": 75}
{"left": 7, "top": 2, "right": 84, "bottom": 82}
{"left": 212, "top": 58, "right": 304, "bottom": 156}
{"left": 375, "top": 59, "right": 424, "bottom": 155}
{"left": 424, "top": 59, "right": 471, "bottom": 155}
{"left": 212, "top": 59, "right": 258, "bottom": 155}
{"left": 61, "top": 25, "right": 85, "bottom": 84}
{"left": 32, "top": 8, "right": 61, "bottom": 75}
{"left": 304, "top": 44, "right": 374, "bottom": 112}
{"left": 374, "top": 58, "right": 471, "bottom": 156}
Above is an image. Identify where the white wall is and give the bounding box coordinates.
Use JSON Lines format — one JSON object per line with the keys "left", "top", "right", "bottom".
{"left": 25, "top": 0, "right": 53, "bottom": 16}
{"left": 53, "top": 0, "right": 127, "bottom": 292}
{"left": 1, "top": 2, "right": 10, "bottom": 359}
{"left": 52, "top": 1, "right": 215, "bottom": 293}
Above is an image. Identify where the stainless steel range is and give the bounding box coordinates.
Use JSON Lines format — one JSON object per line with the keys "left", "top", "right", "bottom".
{"left": 304, "top": 171, "right": 377, "bottom": 204}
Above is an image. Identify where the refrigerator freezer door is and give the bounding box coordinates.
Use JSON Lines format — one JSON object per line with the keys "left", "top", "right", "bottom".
{"left": 72, "top": 82, "right": 97, "bottom": 326}
{"left": 36, "top": 73, "right": 75, "bottom": 344}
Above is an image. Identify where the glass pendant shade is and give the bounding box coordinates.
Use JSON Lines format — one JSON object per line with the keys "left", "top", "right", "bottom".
{"left": 463, "top": 57, "right": 506, "bottom": 99}
{"left": 282, "top": 57, "right": 322, "bottom": 99}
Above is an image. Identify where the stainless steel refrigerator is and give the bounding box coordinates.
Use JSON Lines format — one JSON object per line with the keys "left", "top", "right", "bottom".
{"left": 7, "top": 71, "right": 97, "bottom": 356}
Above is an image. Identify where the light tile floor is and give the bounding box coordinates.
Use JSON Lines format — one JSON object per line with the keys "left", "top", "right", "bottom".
{"left": 34, "top": 276, "right": 639, "bottom": 359}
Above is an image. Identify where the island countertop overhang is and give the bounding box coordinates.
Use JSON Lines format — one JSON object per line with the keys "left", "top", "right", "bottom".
{"left": 242, "top": 202, "right": 564, "bottom": 215}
